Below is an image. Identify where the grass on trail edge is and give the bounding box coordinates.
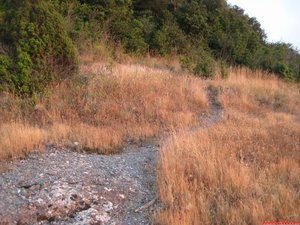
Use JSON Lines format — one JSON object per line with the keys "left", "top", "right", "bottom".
{"left": 156, "top": 68, "right": 300, "bottom": 225}
{"left": 0, "top": 62, "right": 208, "bottom": 159}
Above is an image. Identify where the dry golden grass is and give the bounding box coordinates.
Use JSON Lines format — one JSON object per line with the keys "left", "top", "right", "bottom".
{"left": 0, "top": 61, "right": 208, "bottom": 159}
{"left": 1, "top": 58, "right": 299, "bottom": 224}
{"left": 216, "top": 67, "right": 300, "bottom": 115}
{"left": 0, "top": 123, "right": 46, "bottom": 159}
{"left": 157, "top": 69, "right": 300, "bottom": 225}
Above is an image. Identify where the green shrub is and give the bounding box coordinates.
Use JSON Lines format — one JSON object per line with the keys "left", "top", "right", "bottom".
{"left": 0, "top": 54, "right": 10, "bottom": 79}
{"left": 151, "top": 11, "right": 188, "bottom": 55}
{"left": 110, "top": 17, "right": 149, "bottom": 55}
{"left": 0, "top": 0, "right": 78, "bottom": 95}
{"left": 180, "top": 50, "right": 216, "bottom": 78}
{"left": 274, "top": 63, "right": 294, "bottom": 81}
{"left": 180, "top": 56, "right": 195, "bottom": 73}
{"left": 193, "top": 53, "right": 215, "bottom": 78}
{"left": 1, "top": 0, "right": 299, "bottom": 87}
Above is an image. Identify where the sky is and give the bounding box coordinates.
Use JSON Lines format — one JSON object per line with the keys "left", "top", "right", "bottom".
{"left": 226, "top": 0, "right": 300, "bottom": 50}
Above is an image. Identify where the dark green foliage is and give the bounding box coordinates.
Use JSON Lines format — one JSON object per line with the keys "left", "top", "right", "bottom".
{"left": 51, "top": 0, "right": 300, "bottom": 81}
{"left": 193, "top": 56, "right": 215, "bottom": 78}
{"left": 0, "top": 0, "right": 78, "bottom": 95}
{"left": 151, "top": 11, "right": 188, "bottom": 55}
{"left": 250, "top": 43, "right": 300, "bottom": 81}
{"left": 109, "top": 15, "right": 149, "bottom": 55}
{"left": 1, "top": 0, "right": 300, "bottom": 95}
{"left": 0, "top": 54, "right": 11, "bottom": 91}
{"left": 274, "top": 63, "right": 293, "bottom": 81}
{"left": 180, "top": 50, "right": 216, "bottom": 78}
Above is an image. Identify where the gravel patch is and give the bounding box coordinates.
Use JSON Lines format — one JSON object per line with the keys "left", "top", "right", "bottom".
{"left": 0, "top": 139, "right": 159, "bottom": 225}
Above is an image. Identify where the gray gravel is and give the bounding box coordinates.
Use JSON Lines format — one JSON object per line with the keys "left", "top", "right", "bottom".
{"left": 0, "top": 139, "right": 159, "bottom": 225}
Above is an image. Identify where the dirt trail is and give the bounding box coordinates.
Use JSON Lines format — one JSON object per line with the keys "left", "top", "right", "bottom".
{"left": 0, "top": 89, "right": 221, "bottom": 225}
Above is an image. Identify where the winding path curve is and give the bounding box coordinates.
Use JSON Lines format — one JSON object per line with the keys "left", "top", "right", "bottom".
{"left": 0, "top": 89, "right": 222, "bottom": 225}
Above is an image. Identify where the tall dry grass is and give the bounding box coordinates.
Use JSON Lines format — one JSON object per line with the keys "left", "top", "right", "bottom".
{"left": 157, "top": 69, "right": 300, "bottom": 225}
{"left": 216, "top": 68, "right": 300, "bottom": 115}
{"left": 0, "top": 123, "right": 46, "bottom": 159}
{"left": 0, "top": 61, "right": 208, "bottom": 159}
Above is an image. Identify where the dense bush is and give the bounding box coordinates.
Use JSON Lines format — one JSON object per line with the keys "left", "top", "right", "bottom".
{"left": 0, "top": 0, "right": 78, "bottom": 95}
{"left": 193, "top": 53, "right": 215, "bottom": 78}
{"left": 109, "top": 16, "right": 149, "bottom": 55}
{"left": 0, "top": 54, "right": 11, "bottom": 91}
{"left": 1, "top": 0, "right": 300, "bottom": 94}
{"left": 274, "top": 63, "right": 293, "bottom": 81}
{"left": 180, "top": 50, "right": 216, "bottom": 78}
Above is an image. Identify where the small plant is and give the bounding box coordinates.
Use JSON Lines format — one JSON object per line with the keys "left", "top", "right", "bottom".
{"left": 193, "top": 51, "right": 216, "bottom": 78}
{"left": 179, "top": 56, "right": 195, "bottom": 72}
{"left": 274, "top": 63, "right": 294, "bottom": 81}
{"left": 180, "top": 50, "right": 216, "bottom": 78}
{"left": 220, "top": 60, "right": 229, "bottom": 79}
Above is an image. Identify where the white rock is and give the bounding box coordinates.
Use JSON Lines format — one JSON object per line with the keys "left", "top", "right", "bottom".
{"left": 96, "top": 212, "right": 111, "bottom": 223}
{"left": 103, "top": 201, "right": 113, "bottom": 212}
{"left": 104, "top": 187, "right": 112, "bottom": 192}
{"left": 36, "top": 198, "right": 44, "bottom": 204}
{"left": 119, "top": 194, "right": 125, "bottom": 199}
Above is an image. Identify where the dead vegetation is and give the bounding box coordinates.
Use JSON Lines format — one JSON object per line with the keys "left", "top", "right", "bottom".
{"left": 0, "top": 58, "right": 208, "bottom": 159}
{"left": 157, "top": 68, "right": 300, "bottom": 225}
{"left": 1, "top": 58, "right": 299, "bottom": 224}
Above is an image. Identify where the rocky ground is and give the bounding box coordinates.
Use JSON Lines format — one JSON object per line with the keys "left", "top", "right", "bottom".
{"left": 0, "top": 89, "right": 221, "bottom": 225}
{"left": 0, "top": 139, "right": 159, "bottom": 225}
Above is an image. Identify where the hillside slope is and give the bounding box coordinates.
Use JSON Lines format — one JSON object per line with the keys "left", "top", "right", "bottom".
{"left": 1, "top": 0, "right": 300, "bottom": 97}
{"left": 0, "top": 61, "right": 299, "bottom": 224}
